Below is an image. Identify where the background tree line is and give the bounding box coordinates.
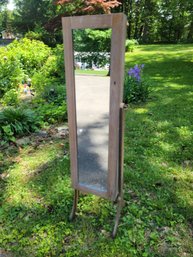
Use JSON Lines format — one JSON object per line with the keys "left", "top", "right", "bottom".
{"left": 118, "top": 0, "right": 193, "bottom": 43}
{"left": 0, "top": 0, "right": 193, "bottom": 45}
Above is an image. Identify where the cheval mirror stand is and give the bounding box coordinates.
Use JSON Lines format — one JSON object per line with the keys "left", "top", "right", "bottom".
{"left": 62, "top": 13, "right": 127, "bottom": 238}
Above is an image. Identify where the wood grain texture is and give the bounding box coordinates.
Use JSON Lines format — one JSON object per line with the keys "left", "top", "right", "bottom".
{"left": 62, "top": 18, "right": 78, "bottom": 188}
{"left": 70, "top": 14, "right": 112, "bottom": 29}
{"left": 119, "top": 103, "right": 125, "bottom": 199}
{"left": 108, "top": 14, "right": 127, "bottom": 201}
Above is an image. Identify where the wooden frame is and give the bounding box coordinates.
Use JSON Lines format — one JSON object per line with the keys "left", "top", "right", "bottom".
{"left": 62, "top": 13, "right": 126, "bottom": 201}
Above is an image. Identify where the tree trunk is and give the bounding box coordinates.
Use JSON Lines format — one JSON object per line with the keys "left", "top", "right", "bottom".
{"left": 127, "top": 0, "right": 133, "bottom": 38}
{"left": 187, "top": 20, "right": 193, "bottom": 42}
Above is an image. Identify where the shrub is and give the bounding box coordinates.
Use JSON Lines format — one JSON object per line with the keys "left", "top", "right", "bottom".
{"left": 0, "top": 39, "right": 51, "bottom": 97}
{"left": 36, "top": 101, "right": 67, "bottom": 124}
{"left": 1, "top": 89, "right": 19, "bottom": 106}
{"left": 125, "top": 39, "right": 138, "bottom": 52}
{"left": 0, "top": 107, "right": 40, "bottom": 143}
{"left": 32, "top": 45, "right": 65, "bottom": 103}
{"left": 124, "top": 64, "right": 150, "bottom": 104}
{"left": 25, "top": 31, "right": 43, "bottom": 41}
{"left": 32, "top": 72, "right": 55, "bottom": 95}
{"left": 32, "top": 44, "right": 65, "bottom": 97}
{"left": 0, "top": 53, "right": 23, "bottom": 97}
{"left": 52, "top": 44, "right": 65, "bottom": 82}
{"left": 0, "top": 40, "right": 65, "bottom": 102}
{"left": 32, "top": 55, "right": 64, "bottom": 93}
{"left": 40, "top": 84, "right": 66, "bottom": 104}
{"left": 7, "top": 38, "right": 51, "bottom": 76}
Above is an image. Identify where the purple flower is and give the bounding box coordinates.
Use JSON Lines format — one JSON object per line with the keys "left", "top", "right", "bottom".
{"left": 128, "top": 64, "right": 144, "bottom": 81}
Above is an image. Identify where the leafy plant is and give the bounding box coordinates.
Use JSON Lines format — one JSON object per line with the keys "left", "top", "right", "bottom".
{"left": 25, "top": 30, "right": 43, "bottom": 41}
{"left": 32, "top": 44, "right": 65, "bottom": 96}
{"left": 7, "top": 38, "right": 51, "bottom": 76}
{"left": 36, "top": 101, "right": 67, "bottom": 124}
{"left": 124, "top": 64, "right": 150, "bottom": 104}
{"left": 52, "top": 44, "right": 65, "bottom": 82}
{"left": 0, "top": 39, "right": 52, "bottom": 98}
{"left": 1, "top": 124, "right": 16, "bottom": 143}
{"left": 0, "top": 53, "right": 23, "bottom": 97}
{"left": 125, "top": 39, "right": 139, "bottom": 52}
{"left": 1, "top": 89, "right": 20, "bottom": 106}
{"left": 0, "top": 107, "right": 40, "bottom": 142}
{"left": 40, "top": 84, "right": 66, "bottom": 104}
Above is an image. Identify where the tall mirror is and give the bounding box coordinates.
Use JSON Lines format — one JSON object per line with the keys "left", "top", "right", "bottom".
{"left": 62, "top": 14, "right": 126, "bottom": 201}
{"left": 62, "top": 14, "right": 126, "bottom": 237}
{"left": 73, "top": 28, "right": 111, "bottom": 192}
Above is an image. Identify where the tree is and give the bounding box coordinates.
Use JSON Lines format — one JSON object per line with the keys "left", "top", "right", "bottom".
{"left": 157, "top": 0, "right": 191, "bottom": 42}
{"left": 0, "top": 0, "right": 9, "bottom": 31}
{"left": 13, "top": 0, "right": 57, "bottom": 32}
{"left": 0, "top": 0, "right": 8, "bottom": 10}
{"left": 12, "top": 0, "right": 61, "bottom": 46}
{"left": 139, "top": 0, "right": 158, "bottom": 43}
{"left": 73, "top": 28, "right": 111, "bottom": 68}
{"left": 45, "top": 0, "right": 121, "bottom": 42}
{"left": 0, "top": 9, "right": 14, "bottom": 35}
{"left": 5, "top": 0, "right": 193, "bottom": 44}
{"left": 54, "top": 0, "right": 121, "bottom": 15}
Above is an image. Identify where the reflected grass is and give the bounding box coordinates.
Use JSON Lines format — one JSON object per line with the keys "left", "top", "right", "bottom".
{"left": 75, "top": 69, "right": 108, "bottom": 76}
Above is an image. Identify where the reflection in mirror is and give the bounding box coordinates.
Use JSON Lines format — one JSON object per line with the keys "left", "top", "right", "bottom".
{"left": 73, "top": 28, "right": 112, "bottom": 192}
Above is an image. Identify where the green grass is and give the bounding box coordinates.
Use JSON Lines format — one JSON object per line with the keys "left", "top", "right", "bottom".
{"left": 75, "top": 69, "right": 108, "bottom": 76}
{"left": 1, "top": 44, "right": 193, "bottom": 256}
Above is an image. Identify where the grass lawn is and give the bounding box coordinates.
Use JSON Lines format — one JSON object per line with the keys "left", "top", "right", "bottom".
{"left": 75, "top": 68, "right": 108, "bottom": 76}
{"left": 1, "top": 44, "right": 193, "bottom": 256}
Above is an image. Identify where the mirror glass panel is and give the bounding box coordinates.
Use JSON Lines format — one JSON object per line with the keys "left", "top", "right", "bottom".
{"left": 73, "top": 28, "right": 111, "bottom": 192}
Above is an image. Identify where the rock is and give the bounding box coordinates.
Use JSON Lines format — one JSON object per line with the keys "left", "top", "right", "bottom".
{"left": 35, "top": 130, "right": 48, "bottom": 137}
{"left": 48, "top": 127, "right": 57, "bottom": 135}
{"left": 16, "top": 137, "right": 30, "bottom": 146}
{"left": 0, "top": 173, "right": 9, "bottom": 180}
{"left": 0, "top": 249, "right": 13, "bottom": 257}
{"left": 52, "top": 125, "right": 68, "bottom": 139}
{"left": 182, "top": 160, "right": 192, "bottom": 168}
{"left": 53, "top": 132, "right": 67, "bottom": 139}
{"left": 56, "top": 125, "right": 68, "bottom": 133}
{"left": 161, "top": 162, "right": 168, "bottom": 167}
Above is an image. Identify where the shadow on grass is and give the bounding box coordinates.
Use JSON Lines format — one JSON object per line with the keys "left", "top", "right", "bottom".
{"left": 1, "top": 84, "right": 193, "bottom": 257}
{"left": 2, "top": 91, "right": 193, "bottom": 257}
{"left": 1, "top": 117, "right": 114, "bottom": 256}
{"left": 1, "top": 155, "right": 74, "bottom": 256}
{"left": 0, "top": 146, "right": 20, "bottom": 205}
{"left": 123, "top": 77, "right": 193, "bottom": 223}
{"left": 1, "top": 48, "right": 193, "bottom": 256}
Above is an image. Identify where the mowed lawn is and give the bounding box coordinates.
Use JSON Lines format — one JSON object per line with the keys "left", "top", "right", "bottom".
{"left": 1, "top": 44, "right": 193, "bottom": 257}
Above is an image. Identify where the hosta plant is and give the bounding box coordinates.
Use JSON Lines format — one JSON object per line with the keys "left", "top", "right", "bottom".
{"left": 0, "top": 107, "right": 40, "bottom": 143}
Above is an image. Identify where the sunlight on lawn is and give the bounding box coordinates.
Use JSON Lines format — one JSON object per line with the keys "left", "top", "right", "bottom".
{"left": 1, "top": 44, "right": 193, "bottom": 257}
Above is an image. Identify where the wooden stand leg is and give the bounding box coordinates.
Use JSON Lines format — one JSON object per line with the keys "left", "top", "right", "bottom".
{"left": 112, "top": 103, "right": 125, "bottom": 238}
{"left": 112, "top": 196, "right": 124, "bottom": 238}
{"left": 69, "top": 189, "right": 79, "bottom": 221}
